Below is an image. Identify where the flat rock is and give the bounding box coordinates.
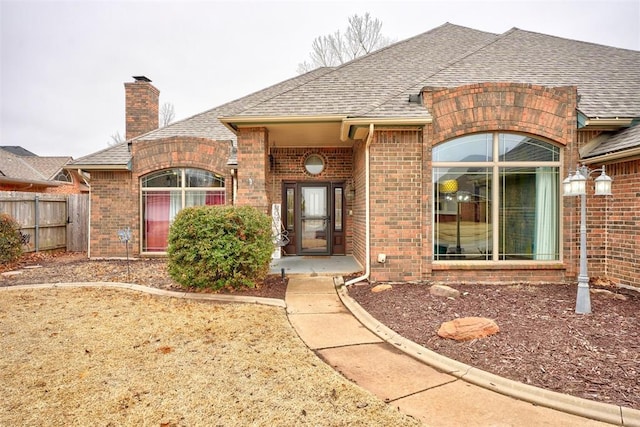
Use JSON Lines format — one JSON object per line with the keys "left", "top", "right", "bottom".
{"left": 590, "top": 288, "right": 628, "bottom": 301}
{"left": 438, "top": 317, "right": 499, "bottom": 341}
{"left": 430, "top": 284, "right": 460, "bottom": 298}
{"left": 371, "top": 284, "right": 392, "bottom": 293}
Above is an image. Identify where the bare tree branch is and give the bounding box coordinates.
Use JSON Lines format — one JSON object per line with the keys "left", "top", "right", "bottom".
{"left": 297, "top": 13, "right": 393, "bottom": 73}
{"left": 108, "top": 131, "right": 125, "bottom": 146}
{"left": 160, "top": 102, "right": 175, "bottom": 127}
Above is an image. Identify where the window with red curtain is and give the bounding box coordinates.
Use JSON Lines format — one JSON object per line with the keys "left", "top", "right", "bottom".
{"left": 142, "top": 168, "right": 225, "bottom": 252}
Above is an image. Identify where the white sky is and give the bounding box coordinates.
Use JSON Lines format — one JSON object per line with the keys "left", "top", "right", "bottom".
{"left": 1, "top": 0, "right": 639, "bottom": 159}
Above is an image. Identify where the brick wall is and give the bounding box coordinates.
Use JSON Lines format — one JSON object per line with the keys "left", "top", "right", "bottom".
{"left": 89, "top": 170, "right": 137, "bottom": 257}
{"left": 125, "top": 79, "right": 159, "bottom": 140}
{"left": 586, "top": 159, "right": 640, "bottom": 289}
{"left": 236, "top": 128, "right": 269, "bottom": 213}
{"left": 424, "top": 83, "right": 577, "bottom": 147}
{"left": 368, "top": 128, "right": 424, "bottom": 282}
{"left": 89, "top": 137, "right": 232, "bottom": 257}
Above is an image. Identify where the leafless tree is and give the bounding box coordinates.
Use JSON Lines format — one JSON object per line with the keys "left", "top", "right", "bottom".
{"left": 160, "top": 102, "right": 175, "bottom": 127}
{"left": 108, "top": 131, "right": 125, "bottom": 146}
{"left": 297, "top": 13, "right": 393, "bottom": 73}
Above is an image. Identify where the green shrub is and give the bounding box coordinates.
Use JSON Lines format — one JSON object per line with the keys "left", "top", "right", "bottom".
{"left": 0, "top": 213, "right": 23, "bottom": 264}
{"left": 167, "top": 205, "right": 274, "bottom": 291}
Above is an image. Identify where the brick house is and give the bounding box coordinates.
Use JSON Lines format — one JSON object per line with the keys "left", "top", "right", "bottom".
{"left": 70, "top": 23, "right": 640, "bottom": 288}
{"left": 1, "top": 146, "right": 87, "bottom": 194}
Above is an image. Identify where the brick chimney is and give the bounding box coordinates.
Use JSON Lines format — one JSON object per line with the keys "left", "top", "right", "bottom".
{"left": 124, "top": 76, "right": 159, "bottom": 140}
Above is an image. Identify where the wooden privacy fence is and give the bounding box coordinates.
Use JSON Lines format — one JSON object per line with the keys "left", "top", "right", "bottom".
{"left": 0, "top": 192, "right": 89, "bottom": 252}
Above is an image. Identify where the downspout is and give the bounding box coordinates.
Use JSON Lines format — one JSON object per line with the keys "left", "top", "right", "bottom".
{"left": 345, "top": 123, "right": 374, "bottom": 286}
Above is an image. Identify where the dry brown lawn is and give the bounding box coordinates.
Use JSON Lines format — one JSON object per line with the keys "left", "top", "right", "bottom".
{"left": 0, "top": 286, "right": 421, "bottom": 426}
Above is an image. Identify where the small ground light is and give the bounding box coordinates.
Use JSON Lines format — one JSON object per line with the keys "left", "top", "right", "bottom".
{"left": 117, "top": 227, "right": 133, "bottom": 281}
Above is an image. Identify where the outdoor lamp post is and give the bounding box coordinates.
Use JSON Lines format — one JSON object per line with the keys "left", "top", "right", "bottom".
{"left": 562, "top": 164, "right": 612, "bottom": 314}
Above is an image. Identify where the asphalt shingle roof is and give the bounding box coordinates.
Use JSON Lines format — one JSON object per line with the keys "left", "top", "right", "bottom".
{"left": 419, "top": 28, "right": 640, "bottom": 118}
{"left": 72, "top": 22, "right": 640, "bottom": 167}
{"left": 231, "top": 23, "right": 499, "bottom": 118}
{"left": 0, "top": 148, "right": 71, "bottom": 181}
{"left": 584, "top": 124, "right": 640, "bottom": 159}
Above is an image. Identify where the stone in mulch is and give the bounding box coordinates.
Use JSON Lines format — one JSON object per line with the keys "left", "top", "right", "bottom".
{"left": 430, "top": 284, "right": 460, "bottom": 298}
{"left": 438, "top": 317, "right": 499, "bottom": 341}
{"left": 590, "top": 288, "right": 628, "bottom": 301}
{"left": 371, "top": 284, "right": 393, "bottom": 293}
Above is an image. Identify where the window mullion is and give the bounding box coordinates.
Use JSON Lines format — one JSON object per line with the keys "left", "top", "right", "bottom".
{"left": 492, "top": 133, "right": 499, "bottom": 261}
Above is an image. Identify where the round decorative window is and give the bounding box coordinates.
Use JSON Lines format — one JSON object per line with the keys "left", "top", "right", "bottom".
{"left": 304, "top": 154, "right": 325, "bottom": 175}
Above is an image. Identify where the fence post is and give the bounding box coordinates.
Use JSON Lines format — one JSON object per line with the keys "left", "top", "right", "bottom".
{"left": 34, "top": 195, "right": 40, "bottom": 252}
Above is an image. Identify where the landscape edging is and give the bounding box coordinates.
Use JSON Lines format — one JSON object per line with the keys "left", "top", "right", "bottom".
{"left": 337, "top": 284, "right": 639, "bottom": 427}
{"left": 0, "top": 282, "right": 287, "bottom": 308}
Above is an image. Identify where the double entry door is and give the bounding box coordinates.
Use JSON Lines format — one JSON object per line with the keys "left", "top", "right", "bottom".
{"left": 282, "top": 182, "right": 345, "bottom": 256}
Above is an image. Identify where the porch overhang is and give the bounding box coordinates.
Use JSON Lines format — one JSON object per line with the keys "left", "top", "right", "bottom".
{"left": 220, "top": 115, "right": 431, "bottom": 146}
{"left": 581, "top": 117, "right": 636, "bottom": 130}
{"left": 220, "top": 115, "right": 347, "bottom": 147}
{"left": 340, "top": 117, "right": 431, "bottom": 141}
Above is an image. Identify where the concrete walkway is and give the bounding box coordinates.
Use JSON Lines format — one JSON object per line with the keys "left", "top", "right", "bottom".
{"left": 286, "top": 275, "right": 637, "bottom": 427}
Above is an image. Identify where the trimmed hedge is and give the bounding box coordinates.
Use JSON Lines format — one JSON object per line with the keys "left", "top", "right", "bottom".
{"left": 0, "top": 213, "right": 23, "bottom": 264}
{"left": 167, "top": 205, "right": 274, "bottom": 291}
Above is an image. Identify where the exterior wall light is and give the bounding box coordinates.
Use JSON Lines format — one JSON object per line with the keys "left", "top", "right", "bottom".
{"left": 563, "top": 164, "right": 613, "bottom": 314}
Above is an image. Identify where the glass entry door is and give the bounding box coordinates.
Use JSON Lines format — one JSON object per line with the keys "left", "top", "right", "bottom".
{"left": 300, "top": 185, "right": 329, "bottom": 254}
{"left": 282, "top": 182, "right": 345, "bottom": 256}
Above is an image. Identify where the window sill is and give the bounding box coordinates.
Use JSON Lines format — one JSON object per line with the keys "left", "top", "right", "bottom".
{"left": 431, "top": 261, "right": 565, "bottom": 271}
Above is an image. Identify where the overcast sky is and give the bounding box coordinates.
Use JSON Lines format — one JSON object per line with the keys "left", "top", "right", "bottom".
{"left": 1, "top": 0, "right": 639, "bottom": 159}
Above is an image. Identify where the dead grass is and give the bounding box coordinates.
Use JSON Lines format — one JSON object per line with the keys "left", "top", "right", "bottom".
{"left": 0, "top": 287, "right": 421, "bottom": 426}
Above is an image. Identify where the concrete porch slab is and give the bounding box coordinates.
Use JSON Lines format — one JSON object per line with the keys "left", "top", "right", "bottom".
{"left": 317, "top": 343, "right": 456, "bottom": 402}
{"left": 288, "top": 312, "right": 383, "bottom": 350}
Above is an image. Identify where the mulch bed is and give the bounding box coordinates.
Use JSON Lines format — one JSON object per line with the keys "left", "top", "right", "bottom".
{"left": 347, "top": 281, "right": 640, "bottom": 409}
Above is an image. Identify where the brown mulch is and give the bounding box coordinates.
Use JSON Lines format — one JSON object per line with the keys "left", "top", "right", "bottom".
{"left": 0, "top": 251, "right": 287, "bottom": 299}
{"left": 348, "top": 281, "right": 640, "bottom": 410}
{"left": 3, "top": 252, "right": 639, "bottom": 411}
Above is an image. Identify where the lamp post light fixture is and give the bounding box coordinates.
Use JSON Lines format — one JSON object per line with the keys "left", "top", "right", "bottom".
{"left": 563, "top": 164, "right": 612, "bottom": 314}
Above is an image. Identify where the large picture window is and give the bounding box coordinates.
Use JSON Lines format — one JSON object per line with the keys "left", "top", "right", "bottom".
{"left": 141, "top": 168, "right": 225, "bottom": 252}
{"left": 433, "top": 133, "right": 560, "bottom": 261}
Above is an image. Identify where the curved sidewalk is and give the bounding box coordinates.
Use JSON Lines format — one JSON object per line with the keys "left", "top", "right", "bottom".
{"left": 285, "top": 275, "right": 639, "bottom": 427}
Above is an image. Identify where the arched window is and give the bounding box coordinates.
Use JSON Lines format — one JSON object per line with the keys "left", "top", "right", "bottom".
{"left": 53, "top": 169, "right": 72, "bottom": 183}
{"left": 141, "top": 168, "right": 225, "bottom": 252}
{"left": 433, "top": 133, "right": 560, "bottom": 261}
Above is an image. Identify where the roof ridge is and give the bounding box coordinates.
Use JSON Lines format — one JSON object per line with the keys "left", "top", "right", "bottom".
{"left": 225, "top": 24, "right": 479, "bottom": 118}
{"left": 358, "top": 24, "right": 502, "bottom": 116}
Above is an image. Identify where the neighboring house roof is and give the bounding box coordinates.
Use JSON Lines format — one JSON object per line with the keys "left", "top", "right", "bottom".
{"left": 583, "top": 124, "right": 640, "bottom": 161}
{"left": 0, "top": 147, "right": 73, "bottom": 186}
{"left": 72, "top": 22, "right": 640, "bottom": 168}
{"left": 1, "top": 146, "right": 37, "bottom": 156}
